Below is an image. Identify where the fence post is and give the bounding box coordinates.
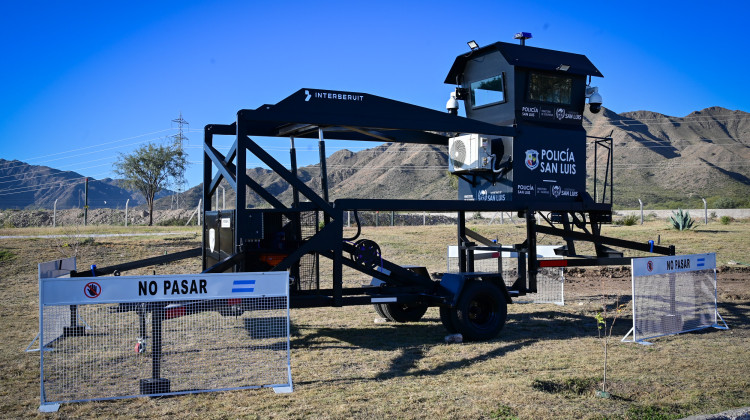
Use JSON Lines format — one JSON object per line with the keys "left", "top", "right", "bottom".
{"left": 198, "top": 199, "right": 202, "bottom": 226}
{"left": 125, "top": 199, "right": 130, "bottom": 227}
{"left": 639, "top": 199, "right": 644, "bottom": 225}
{"left": 423, "top": 212, "right": 426, "bottom": 226}
{"left": 702, "top": 198, "right": 707, "bottom": 225}
{"left": 53, "top": 199, "right": 58, "bottom": 228}
{"left": 391, "top": 211, "right": 394, "bottom": 226}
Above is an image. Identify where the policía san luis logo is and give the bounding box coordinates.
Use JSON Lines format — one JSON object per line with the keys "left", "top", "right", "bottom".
{"left": 525, "top": 149, "right": 539, "bottom": 170}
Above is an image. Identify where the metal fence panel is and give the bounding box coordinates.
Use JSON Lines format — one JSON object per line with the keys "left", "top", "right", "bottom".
{"left": 39, "top": 272, "right": 291, "bottom": 408}
{"left": 446, "top": 245, "right": 564, "bottom": 305}
{"left": 624, "top": 253, "right": 728, "bottom": 344}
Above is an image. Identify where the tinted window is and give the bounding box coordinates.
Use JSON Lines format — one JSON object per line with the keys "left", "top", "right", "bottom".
{"left": 470, "top": 74, "right": 505, "bottom": 108}
{"left": 527, "top": 73, "right": 572, "bottom": 105}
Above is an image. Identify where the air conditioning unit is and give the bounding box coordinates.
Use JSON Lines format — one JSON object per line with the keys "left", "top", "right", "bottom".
{"left": 448, "top": 134, "right": 493, "bottom": 173}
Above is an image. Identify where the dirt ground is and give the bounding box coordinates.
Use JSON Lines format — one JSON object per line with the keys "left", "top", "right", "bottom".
{"left": 0, "top": 226, "right": 748, "bottom": 419}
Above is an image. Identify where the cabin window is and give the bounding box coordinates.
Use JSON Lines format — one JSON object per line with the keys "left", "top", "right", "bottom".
{"left": 470, "top": 74, "right": 505, "bottom": 108}
{"left": 527, "top": 73, "right": 572, "bottom": 105}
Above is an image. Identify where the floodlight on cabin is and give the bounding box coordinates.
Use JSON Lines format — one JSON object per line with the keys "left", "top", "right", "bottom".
{"left": 467, "top": 40, "right": 479, "bottom": 51}
{"left": 556, "top": 64, "right": 571, "bottom": 72}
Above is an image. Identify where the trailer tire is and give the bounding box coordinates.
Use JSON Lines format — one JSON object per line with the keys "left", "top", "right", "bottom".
{"left": 451, "top": 280, "right": 507, "bottom": 341}
{"left": 439, "top": 306, "right": 457, "bottom": 333}
{"left": 379, "top": 302, "right": 428, "bottom": 323}
{"left": 373, "top": 303, "right": 387, "bottom": 319}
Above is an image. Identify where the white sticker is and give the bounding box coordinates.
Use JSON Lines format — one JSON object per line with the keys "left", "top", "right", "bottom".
{"left": 221, "top": 218, "right": 231, "bottom": 228}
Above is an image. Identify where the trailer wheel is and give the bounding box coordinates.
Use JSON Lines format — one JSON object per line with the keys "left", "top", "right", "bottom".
{"left": 451, "top": 280, "right": 507, "bottom": 341}
{"left": 373, "top": 303, "right": 387, "bottom": 319}
{"left": 439, "top": 306, "right": 457, "bottom": 333}
{"left": 378, "top": 302, "right": 428, "bottom": 323}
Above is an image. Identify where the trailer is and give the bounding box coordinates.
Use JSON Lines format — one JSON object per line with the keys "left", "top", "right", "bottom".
{"left": 76, "top": 37, "right": 675, "bottom": 342}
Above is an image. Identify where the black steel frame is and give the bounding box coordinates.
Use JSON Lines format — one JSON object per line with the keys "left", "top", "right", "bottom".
{"left": 199, "top": 89, "right": 675, "bottom": 309}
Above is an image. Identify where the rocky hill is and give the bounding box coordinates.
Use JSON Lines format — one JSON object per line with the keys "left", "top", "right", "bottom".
{"left": 583, "top": 106, "right": 750, "bottom": 207}
{"left": 170, "top": 106, "right": 749, "bottom": 210}
{"left": 0, "top": 159, "right": 172, "bottom": 209}
{"left": 3, "top": 106, "right": 749, "bottom": 210}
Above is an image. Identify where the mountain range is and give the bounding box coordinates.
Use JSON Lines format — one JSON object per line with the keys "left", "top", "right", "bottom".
{"left": 2, "top": 106, "right": 748, "bottom": 210}
{"left": 0, "top": 159, "right": 172, "bottom": 210}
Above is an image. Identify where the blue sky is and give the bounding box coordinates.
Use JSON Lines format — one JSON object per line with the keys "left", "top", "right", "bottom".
{"left": 1, "top": 0, "right": 748, "bottom": 194}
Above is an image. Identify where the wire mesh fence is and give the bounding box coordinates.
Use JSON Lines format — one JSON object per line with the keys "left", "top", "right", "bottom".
{"left": 624, "top": 253, "right": 727, "bottom": 344}
{"left": 39, "top": 272, "right": 291, "bottom": 407}
{"left": 446, "top": 245, "right": 564, "bottom": 305}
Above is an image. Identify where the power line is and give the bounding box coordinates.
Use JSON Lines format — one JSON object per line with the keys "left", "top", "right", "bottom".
{"left": 0, "top": 134, "right": 174, "bottom": 175}
{"left": 0, "top": 128, "right": 176, "bottom": 170}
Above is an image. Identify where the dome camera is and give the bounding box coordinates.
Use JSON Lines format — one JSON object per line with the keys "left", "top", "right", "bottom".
{"left": 586, "top": 86, "right": 602, "bottom": 114}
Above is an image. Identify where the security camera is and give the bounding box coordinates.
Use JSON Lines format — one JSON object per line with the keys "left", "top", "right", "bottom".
{"left": 586, "top": 86, "right": 602, "bottom": 114}
{"left": 446, "top": 91, "right": 459, "bottom": 115}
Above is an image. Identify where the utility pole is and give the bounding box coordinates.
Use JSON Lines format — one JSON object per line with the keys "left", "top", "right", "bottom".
{"left": 84, "top": 177, "right": 89, "bottom": 226}
{"left": 171, "top": 112, "right": 189, "bottom": 208}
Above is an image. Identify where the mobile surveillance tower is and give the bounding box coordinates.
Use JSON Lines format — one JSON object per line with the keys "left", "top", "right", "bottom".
{"left": 82, "top": 36, "right": 675, "bottom": 342}
{"left": 197, "top": 35, "right": 674, "bottom": 340}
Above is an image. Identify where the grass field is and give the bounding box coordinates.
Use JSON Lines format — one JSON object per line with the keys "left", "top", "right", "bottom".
{"left": 0, "top": 221, "right": 748, "bottom": 419}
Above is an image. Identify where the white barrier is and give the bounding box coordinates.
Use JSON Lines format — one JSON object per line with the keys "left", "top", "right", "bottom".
{"left": 38, "top": 271, "right": 292, "bottom": 412}
{"left": 622, "top": 253, "right": 728, "bottom": 345}
{"left": 27, "top": 258, "right": 81, "bottom": 352}
{"left": 446, "top": 245, "right": 564, "bottom": 305}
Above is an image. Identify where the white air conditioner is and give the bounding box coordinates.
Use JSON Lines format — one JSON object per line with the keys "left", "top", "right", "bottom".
{"left": 448, "top": 134, "right": 493, "bottom": 173}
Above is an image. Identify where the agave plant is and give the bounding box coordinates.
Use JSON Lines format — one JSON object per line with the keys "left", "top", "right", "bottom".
{"left": 669, "top": 208, "right": 695, "bottom": 231}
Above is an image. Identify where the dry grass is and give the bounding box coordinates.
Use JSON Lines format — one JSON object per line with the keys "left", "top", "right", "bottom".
{"left": 0, "top": 222, "right": 748, "bottom": 419}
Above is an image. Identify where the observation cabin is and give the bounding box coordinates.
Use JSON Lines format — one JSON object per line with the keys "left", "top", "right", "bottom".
{"left": 444, "top": 34, "right": 604, "bottom": 206}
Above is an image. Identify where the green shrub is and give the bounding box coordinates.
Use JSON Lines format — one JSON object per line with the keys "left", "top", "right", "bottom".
{"left": 711, "top": 197, "right": 741, "bottom": 209}
{"left": 0, "top": 249, "right": 14, "bottom": 262}
{"left": 614, "top": 214, "right": 638, "bottom": 226}
{"left": 720, "top": 215, "right": 732, "bottom": 225}
{"left": 669, "top": 209, "right": 695, "bottom": 231}
{"left": 490, "top": 404, "right": 519, "bottom": 420}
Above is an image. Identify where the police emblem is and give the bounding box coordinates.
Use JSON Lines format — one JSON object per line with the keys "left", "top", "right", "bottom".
{"left": 525, "top": 149, "right": 539, "bottom": 170}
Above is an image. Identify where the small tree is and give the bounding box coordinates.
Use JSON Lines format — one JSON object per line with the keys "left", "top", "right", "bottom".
{"left": 114, "top": 142, "right": 187, "bottom": 226}
{"left": 594, "top": 284, "right": 628, "bottom": 398}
